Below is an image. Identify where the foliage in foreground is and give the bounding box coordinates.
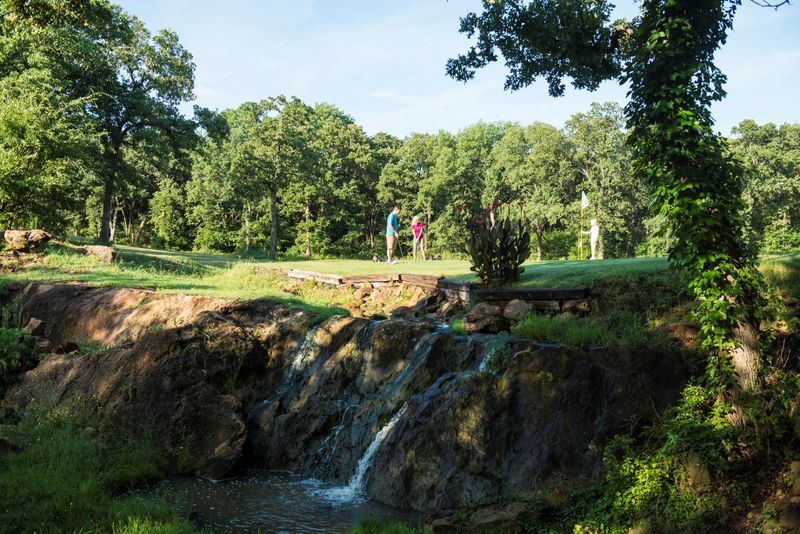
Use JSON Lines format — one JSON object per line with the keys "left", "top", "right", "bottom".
{"left": 0, "top": 403, "right": 200, "bottom": 534}
{"left": 0, "top": 327, "right": 38, "bottom": 398}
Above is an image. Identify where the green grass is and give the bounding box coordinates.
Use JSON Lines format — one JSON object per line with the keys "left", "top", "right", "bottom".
{"left": 3, "top": 246, "right": 796, "bottom": 322}
{"left": 349, "top": 517, "right": 423, "bottom": 534}
{"left": 1, "top": 247, "right": 350, "bottom": 319}
{"left": 0, "top": 402, "right": 201, "bottom": 534}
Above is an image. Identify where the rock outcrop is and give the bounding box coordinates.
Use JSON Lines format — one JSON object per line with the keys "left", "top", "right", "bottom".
{"left": 1, "top": 230, "right": 51, "bottom": 252}
{"left": 2, "top": 282, "right": 688, "bottom": 510}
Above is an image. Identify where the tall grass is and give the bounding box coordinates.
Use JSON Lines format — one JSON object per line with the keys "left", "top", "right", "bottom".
{"left": 0, "top": 402, "right": 200, "bottom": 534}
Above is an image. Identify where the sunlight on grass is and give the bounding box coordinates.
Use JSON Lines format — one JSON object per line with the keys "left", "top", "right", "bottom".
{"left": 4, "top": 247, "right": 795, "bottom": 317}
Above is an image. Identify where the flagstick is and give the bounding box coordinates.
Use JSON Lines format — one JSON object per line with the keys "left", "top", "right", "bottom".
{"left": 579, "top": 206, "right": 584, "bottom": 260}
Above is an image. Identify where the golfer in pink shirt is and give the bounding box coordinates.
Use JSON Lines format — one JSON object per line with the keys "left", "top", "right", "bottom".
{"left": 411, "top": 215, "right": 426, "bottom": 261}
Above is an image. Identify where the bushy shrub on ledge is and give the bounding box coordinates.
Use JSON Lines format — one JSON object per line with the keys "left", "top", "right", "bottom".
{"left": 463, "top": 202, "right": 531, "bottom": 287}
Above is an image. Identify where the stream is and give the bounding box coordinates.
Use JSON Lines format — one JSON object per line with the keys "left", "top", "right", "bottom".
{"left": 155, "top": 469, "right": 422, "bottom": 533}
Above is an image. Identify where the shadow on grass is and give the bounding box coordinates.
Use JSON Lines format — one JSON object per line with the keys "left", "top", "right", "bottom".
{"left": 3, "top": 248, "right": 349, "bottom": 320}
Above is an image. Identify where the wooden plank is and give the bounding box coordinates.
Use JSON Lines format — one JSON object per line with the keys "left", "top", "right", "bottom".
{"left": 341, "top": 274, "right": 399, "bottom": 285}
{"left": 286, "top": 270, "right": 342, "bottom": 285}
{"left": 473, "top": 287, "right": 589, "bottom": 301}
{"left": 400, "top": 274, "right": 443, "bottom": 285}
{"left": 437, "top": 279, "right": 474, "bottom": 290}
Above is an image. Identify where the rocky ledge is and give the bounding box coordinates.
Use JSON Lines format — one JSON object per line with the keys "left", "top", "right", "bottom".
{"left": 2, "top": 283, "right": 688, "bottom": 510}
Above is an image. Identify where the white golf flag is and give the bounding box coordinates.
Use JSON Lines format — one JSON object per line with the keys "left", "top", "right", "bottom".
{"left": 581, "top": 191, "right": 589, "bottom": 209}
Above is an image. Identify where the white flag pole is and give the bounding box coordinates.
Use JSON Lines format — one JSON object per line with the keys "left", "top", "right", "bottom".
{"left": 580, "top": 191, "right": 589, "bottom": 260}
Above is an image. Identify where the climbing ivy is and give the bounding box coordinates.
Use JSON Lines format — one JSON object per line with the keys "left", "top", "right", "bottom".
{"left": 623, "top": 0, "right": 769, "bottom": 393}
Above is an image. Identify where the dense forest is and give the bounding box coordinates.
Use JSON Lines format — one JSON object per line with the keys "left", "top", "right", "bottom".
{"left": 1, "top": 2, "right": 797, "bottom": 260}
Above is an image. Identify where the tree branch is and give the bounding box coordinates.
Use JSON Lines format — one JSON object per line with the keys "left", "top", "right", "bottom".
{"left": 749, "top": 0, "right": 791, "bottom": 8}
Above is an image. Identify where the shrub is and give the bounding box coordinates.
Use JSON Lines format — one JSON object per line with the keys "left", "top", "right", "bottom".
{"left": 464, "top": 208, "right": 531, "bottom": 287}
{"left": 0, "top": 327, "right": 38, "bottom": 397}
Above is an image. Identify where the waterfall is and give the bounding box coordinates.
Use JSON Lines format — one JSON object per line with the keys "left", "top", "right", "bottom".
{"left": 382, "top": 331, "right": 440, "bottom": 399}
{"left": 313, "top": 403, "right": 408, "bottom": 503}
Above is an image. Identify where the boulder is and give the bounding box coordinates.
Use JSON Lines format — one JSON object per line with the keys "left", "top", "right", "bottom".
{"left": 2, "top": 230, "right": 52, "bottom": 252}
{"left": 562, "top": 298, "right": 591, "bottom": 315}
{"left": 439, "top": 301, "right": 461, "bottom": 320}
{"left": 503, "top": 299, "right": 533, "bottom": 321}
{"left": 83, "top": 245, "right": 116, "bottom": 264}
{"left": 32, "top": 336, "right": 55, "bottom": 354}
{"left": 411, "top": 290, "right": 445, "bottom": 316}
{"left": 353, "top": 283, "right": 372, "bottom": 301}
{"left": 463, "top": 303, "right": 509, "bottom": 333}
{"left": 369, "top": 343, "right": 687, "bottom": 510}
{"left": 24, "top": 317, "right": 46, "bottom": 336}
{"left": 791, "top": 460, "right": 800, "bottom": 497}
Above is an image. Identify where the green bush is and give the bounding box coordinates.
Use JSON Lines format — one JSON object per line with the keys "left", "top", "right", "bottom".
{"left": 465, "top": 213, "right": 531, "bottom": 287}
{"left": 0, "top": 327, "right": 38, "bottom": 398}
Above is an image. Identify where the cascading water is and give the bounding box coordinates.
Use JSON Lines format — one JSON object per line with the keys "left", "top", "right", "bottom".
{"left": 312, "top": 403, "right": 408, "bottom": 503}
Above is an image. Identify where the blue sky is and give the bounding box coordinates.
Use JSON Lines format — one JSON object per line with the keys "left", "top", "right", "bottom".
{"left": 118, "top": 0, "right": 799, "bottom": 137}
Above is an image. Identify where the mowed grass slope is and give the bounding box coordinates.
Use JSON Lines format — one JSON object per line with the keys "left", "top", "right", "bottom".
{"left": 115, "top": 245, "right": 670, "bottom": 286}
{"left": 3, "top": 244, "right": 797, "bottom": 314}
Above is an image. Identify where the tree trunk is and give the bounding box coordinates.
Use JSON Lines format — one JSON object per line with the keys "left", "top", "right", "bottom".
{"left": 133, "top": 217, "right": 146, "bottom": 246}
{"left": 109, "top": 204, "right": 118, "bottom": 243}
{"left": 535, "top": 221, "right": 544, "bottom": 261}
{"left": 269, "top": 190, "right": 278, "bottom": 260}
{"left": 99, "top": 179, "right": 113, "bottom": 243}
{"left": 304, "top": 201, "right": 311, "bottom": 257}
{"left": 243, "top": 208, "right": 251, "bottom": 255}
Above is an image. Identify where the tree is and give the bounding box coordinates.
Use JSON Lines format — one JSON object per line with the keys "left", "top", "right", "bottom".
{"left": 488, "top": 123, "right": 572, "bottom": 260}
{"left": 93, "top": 14, "right": 195, "bottom": 243}
{"left": 228, "top": 97, "right": 316, "bottom": 259}
{"left": 447, "top": 0, "right": 783, "bottom": 399}
{"left": 0, "top": 1, "right": 195, "bottom": 242}
{"left": 565, "top": 102, "right": 646, "bottom": 258}
{"left": 730, "top": 120, "right": 800, "bottom": 252}
{"left": 0, "top": 69, "right": 92, "bottom": 230}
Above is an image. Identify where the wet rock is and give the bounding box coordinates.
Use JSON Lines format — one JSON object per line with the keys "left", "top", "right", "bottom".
{"left": 369, "top": 343, "right": 687, "bottom": 510}
{"left": 24, "top": 317, "right": 45, "bottom": 336}
{"left": 463, "top": 303, "right": 509, "bottom": 333}
{"left": 391, "top": 306, "right": 414, "bottom": 319}
{"left": 503, "top": 299, "right": 533, "bottom": 321}
{"left": 466, "top": 501, "right": 530, "bottom": 533}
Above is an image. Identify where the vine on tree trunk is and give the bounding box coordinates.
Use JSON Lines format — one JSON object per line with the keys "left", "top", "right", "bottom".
{"left": 624, "top": 0, "right": 770, "bottom": 397}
